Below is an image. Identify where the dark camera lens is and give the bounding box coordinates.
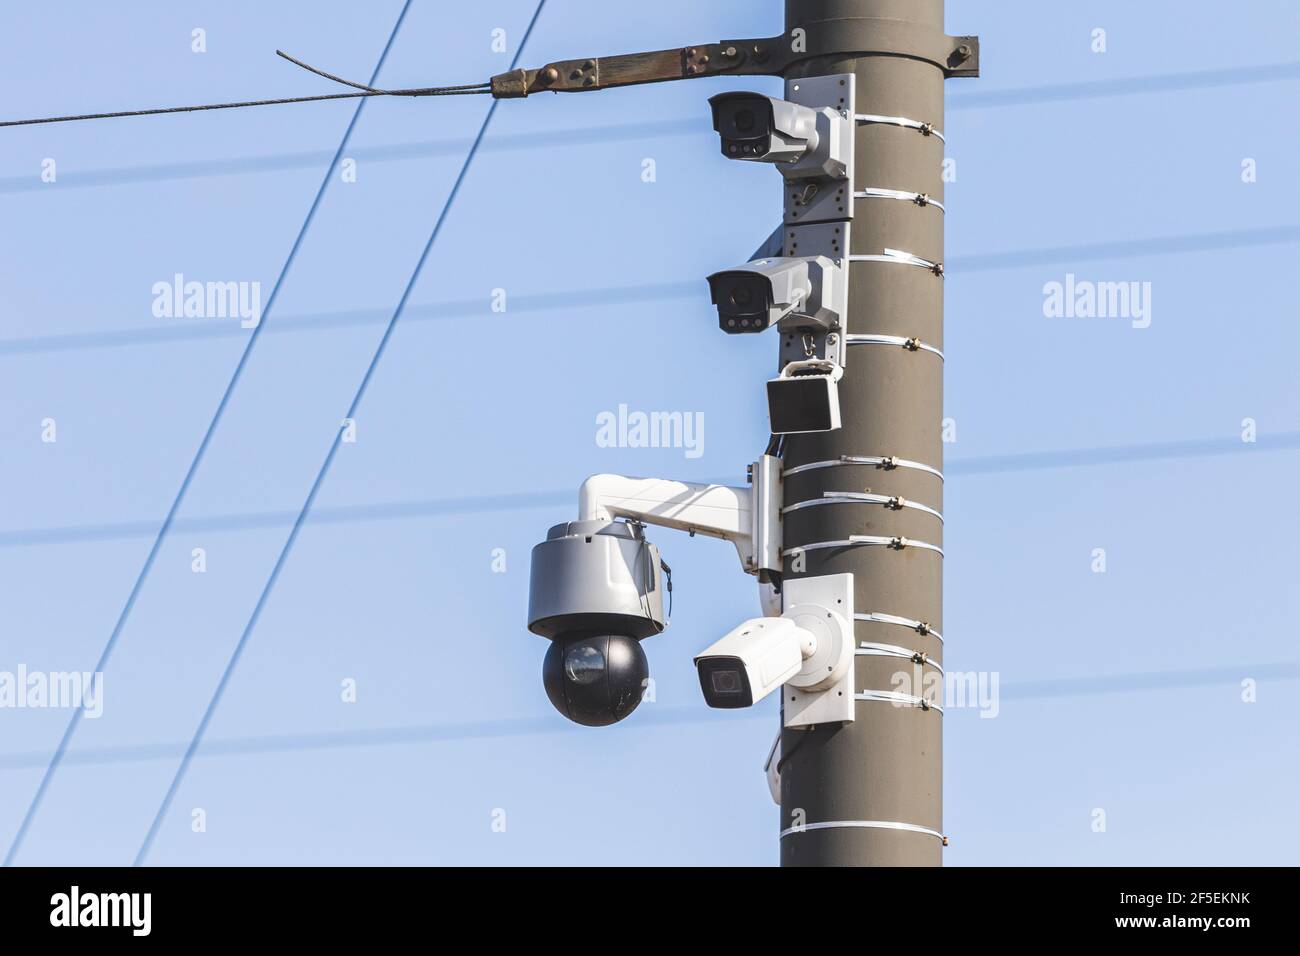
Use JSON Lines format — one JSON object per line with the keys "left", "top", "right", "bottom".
{"left": 709, "top": 271, "right": 772, "bottom": 333}
{"left": 734, "top": 108, "right": 756, "bottom": 133}
{"left": 563, "top": 643, "right": 604, "bottom": 685}
{"left": 710, "top": 669, "right": 743, "bottom": 695}
{"left": 544, "top": 633, "right": 649, "bottom": 727}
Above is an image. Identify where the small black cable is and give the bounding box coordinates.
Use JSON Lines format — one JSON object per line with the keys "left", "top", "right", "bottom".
{"left": 660, "top": 560, "right": 673, "bottom": 626}
{"left": 275, "top": 50, "right": 491, "bottom": 97}
{"left": 276, "top": 50, "right": 390, "bottom": 93}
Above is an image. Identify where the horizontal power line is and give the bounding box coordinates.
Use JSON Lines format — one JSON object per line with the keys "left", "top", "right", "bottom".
{"left": 0, "top": 282, "right": 699, "bottom": 357}
{"left": 949, "top": 432, "right": 1300, "bottom": 474}
{"left": 1000, "top": 661, "right": 1300, "bottom": 700}
{"left": 0, "top": 121, "right": 698, "bottom": 195}
{"left": 4, "top": 59, "right": 1298, "bottom": 196}
{"left": 956, "top": 224, "right": 1300, "bottom": 273}
{"left": 5, "top": 222, "right": 1299, "bottom": 359}
{"left": 1, "top": 432, "right": 1295, "bottom": 549}
{"left": 948, "top": 59, "right": 1300, "bottom": 109}
{"left": 0, "top": 660, "right": 1292, "bottom": 771}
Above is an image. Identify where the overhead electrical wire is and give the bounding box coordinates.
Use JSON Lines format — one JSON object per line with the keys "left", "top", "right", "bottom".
{"left": 0, "top": 3, "right": 422, "bottom": 868}
{"left": 131, "top": 0, "right": 551, "bottom": 869}
{"left": 0, "top": 49, "right": 488, "bottom": 129}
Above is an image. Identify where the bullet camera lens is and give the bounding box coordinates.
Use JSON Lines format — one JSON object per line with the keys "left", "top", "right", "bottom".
{"left": 709, "top": 271, "right": 773, "bottom": 334}
{"left": 697, "top": 657, "right": 753, "bottom": 708}
{"left": 710, "top": 670, "right": 743, "bottom": 695}
{"left": 711, "top": 93, "right": 775, "bottom": 160}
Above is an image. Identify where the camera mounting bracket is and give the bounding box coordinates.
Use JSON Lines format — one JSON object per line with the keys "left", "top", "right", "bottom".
{"left": 490, "top": 25, "right": 979, "bottom": 98}
{"left": 577, "top": 456, "right": 782, "bottom": 575}
{"left": 778, "top": 222, "right": 850, "bottom": 369}
{"left": 782, "top": 74, "right": 855, "bottom": 226}
{"left": 782, "top": 572, "right": 856, "bottom": 728}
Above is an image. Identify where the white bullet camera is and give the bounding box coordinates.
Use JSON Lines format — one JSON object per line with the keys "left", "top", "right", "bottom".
{"left": 695, "top": 617, "right": 811, "bottom": 709}
{"left": 706, "top": 255, "right": 846, "bottom": 334}
{"left": 694, "top": 573, "right": 855, "bottom": 726}
{"left": 709, "top": 92, "right": 850, "bottom": 180}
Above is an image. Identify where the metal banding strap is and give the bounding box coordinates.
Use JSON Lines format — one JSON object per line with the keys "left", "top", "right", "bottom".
{"left": 782, "top": 491, "right": 943, "bottom": 524}
{"left": 855, "top": 611, "right": 944, "bottom": 644}
{"left": 845, "top": 333, "right": 944, "bottom": 361}
{"left": 849, "top": 248, "right": 944, "bottom": 277}
{"left": 856, "top": 690, "right": 944, "bottom": 714}
{"left": 856, "top": 641, "right": 944, "bottom": 674}
{"left": 783, "top": 535, "right": 944, "bottom": 559}
{"left": 854, "top": 113, "right": 946, "bottom": 143}
{"left": 780, "top": 820, "right": 947, "bottom": 844}
{"left": 783, "top": 455, "right": 944, "bottom": 483}
{"left": 854, "top": 187, "right": 945, "bottom": 213}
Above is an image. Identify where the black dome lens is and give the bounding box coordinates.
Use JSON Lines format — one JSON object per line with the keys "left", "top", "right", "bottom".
{"left": 544, "top": 633, "right": 649, "bottom": 727}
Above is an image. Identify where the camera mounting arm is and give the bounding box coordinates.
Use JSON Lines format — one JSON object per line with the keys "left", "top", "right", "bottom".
{"left": 490, "top": 37, "right": 789, "bottom": 98}
{"left": 490, "top": 23, "right": 980, "bottom": 98}
{"left": 577, "top": 456, "right": 782, "bottom": 576}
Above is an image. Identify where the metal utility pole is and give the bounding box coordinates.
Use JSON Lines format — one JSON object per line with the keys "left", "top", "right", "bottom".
{"left": 778, "top": 0, "right": 974, "bottom": 866}
{"left": 487, "top": 0, "right": 975, "bottom": 868}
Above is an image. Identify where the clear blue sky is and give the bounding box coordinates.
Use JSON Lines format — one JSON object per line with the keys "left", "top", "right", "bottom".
{"left": 1, "top": 0, "right": 1297, "bottom": 866}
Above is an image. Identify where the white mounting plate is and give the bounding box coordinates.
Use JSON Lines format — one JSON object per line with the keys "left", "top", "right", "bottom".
{"left": 782, "top": 573, "right": 855, "bottom": 728}
{"left": 783, "top": 73, "right": 856, "bottom": 226}
{"left": 779, "top": 221, "right": 850, "bottom": 369}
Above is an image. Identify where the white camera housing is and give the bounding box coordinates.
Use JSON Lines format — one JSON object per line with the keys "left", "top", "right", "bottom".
{"left": 712, "top": 75, "right": 857, "bottom": 226}
{"left": 695, "top": 617, "right": 812, "bottom": 709}
{"left": 707, "top": 255, "right": 846, "bottom": 335}
{"left": 695, "top": 573, "right": 855, "bottom": 727}
{"left": 709, "top": 92, "right": 850, "bottom": 181}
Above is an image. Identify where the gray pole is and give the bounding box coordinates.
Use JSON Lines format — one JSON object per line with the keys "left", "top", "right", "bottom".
{"left": 779, "top": 0, "right": 969, "bottom": 866}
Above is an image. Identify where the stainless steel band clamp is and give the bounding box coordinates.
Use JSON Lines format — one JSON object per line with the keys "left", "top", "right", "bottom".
{"left": 780, "top": 819, "right": 948, "bottom": 844}
{"left": 784, "top": 455, "right": 944, "bottom": 483}
{"left": 855, "top": 113, "right": 946, "bottom": 142}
